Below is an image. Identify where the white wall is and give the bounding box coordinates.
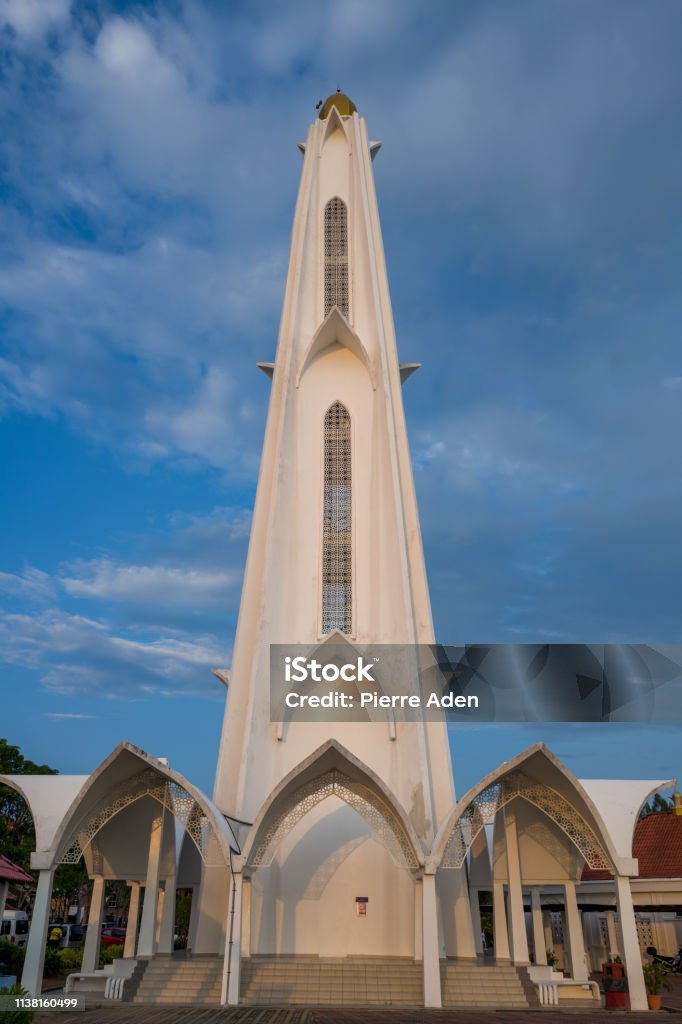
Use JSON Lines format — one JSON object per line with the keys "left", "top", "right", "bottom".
{"left": 249, "top": 798, "right": 415, "bottom": 957}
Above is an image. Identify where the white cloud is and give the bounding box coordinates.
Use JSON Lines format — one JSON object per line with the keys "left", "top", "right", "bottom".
{"left": 45, "top": 712, "right": 95, "bottom": 719}
{"left": 0, "top": 567, "right": 54, "bottom": 602}
{"left": 0, "top": 506, "right": 249, "bottom": 700}
{"left": 0, "top": 0, "right": 70, "bottom": 40}
{"left": 0, "top": 608, "right": 226, "bottom": 699}
{"left": 60, "top": 558, "right": 239, "bottom": 607}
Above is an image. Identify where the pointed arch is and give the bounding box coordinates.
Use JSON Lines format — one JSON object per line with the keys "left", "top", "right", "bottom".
{"left": 323, "top": 195, "right": 349, "bottom": 320}
{"left": 47, "top": 742, "right": 238, "bottom": 869}
{"left": 241, "top": 740, "right": 423, "bottom": 872}
{"left": 431, "top": 743, "right": 621, "bottom": 874}
{"left": 322, "top": 401, "right": 352, "bottom": 634}
{"left": 321, "top": 105, "right": 349, "bottom": 146}
{"left": 296, "top": 307, "right": 375, "bottom": 389}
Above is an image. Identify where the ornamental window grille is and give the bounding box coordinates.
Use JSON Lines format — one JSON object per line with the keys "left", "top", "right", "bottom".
{"left": 322, "top": 402, "right": 352, "bottom": 634}
{"left": 324, "top": 197, "right": 349, "bottom": 320}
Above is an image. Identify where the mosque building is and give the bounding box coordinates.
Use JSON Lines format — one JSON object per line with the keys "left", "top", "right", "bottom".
{"left": 2, "top": 92, "right": 678, "bottom": 1012}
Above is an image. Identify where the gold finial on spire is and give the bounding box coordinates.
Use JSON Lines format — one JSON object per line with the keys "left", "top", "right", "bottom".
{"left": 318, "top": 89, "right": 357, "bottom": 119}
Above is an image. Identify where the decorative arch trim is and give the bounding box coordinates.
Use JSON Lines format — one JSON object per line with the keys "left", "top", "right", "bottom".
{"left": 59, "top": 769, "right": 226, "bottom": 867}
{"left": 321, "top": 105, "right": 349, "bottom": 146}
{"left": 440, "top": 771, "right": 611, "bottom": 871}
{"left": 431, "top": 743, "right": 620, "bottom": 872}
{"left": 241, "top": 739, "right": 423, "bottom": 872}
{"left": 49, "top": 742, "right": 238, "bottom": 869}
{"left": 296, "top": 308, "right": 375, "bottom": 389}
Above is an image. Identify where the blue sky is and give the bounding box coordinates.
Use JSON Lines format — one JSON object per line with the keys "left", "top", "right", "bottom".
{"left": 1, "top": 0, "right": 681, "bottom": 800}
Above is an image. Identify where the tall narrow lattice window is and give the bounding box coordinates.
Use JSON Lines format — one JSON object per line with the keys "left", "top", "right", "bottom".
{"left": 324, "top": 197, "right": 349, "bottom": 320}
{"left": 322, "top": 402, "right": 352, "bottom": 634}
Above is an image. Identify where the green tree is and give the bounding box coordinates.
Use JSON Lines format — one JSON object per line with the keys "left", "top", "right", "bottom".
{"left": 0, "top": 739, "right": 88, "bottom": 915}
{"left": 639, "top": 792, "right": 674, "bottom": 818}
{"left": 0, "top": 739, "right": 56, "bottom": 872}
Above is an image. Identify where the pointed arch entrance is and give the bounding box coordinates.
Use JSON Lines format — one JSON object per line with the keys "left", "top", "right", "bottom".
{"left": 243, "top": 740, "right": 422, "bottom": 872}
{"left": 240, "top": 741, "right": 423, "bottom": 964}
{"left": 430, "top": 744, "right": 645, "bottom": 1005}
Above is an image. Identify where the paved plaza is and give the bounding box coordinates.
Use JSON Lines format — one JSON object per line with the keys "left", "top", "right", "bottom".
{"left": 34, "top": 975, "right": 682, "bottom": 1024}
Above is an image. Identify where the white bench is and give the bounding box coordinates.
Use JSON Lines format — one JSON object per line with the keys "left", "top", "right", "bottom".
{"left": 65, "top": 958, "right": 137, "bottom": 1001}
{"left": 528, "top": 965, "right": 601, "bottom": 1006}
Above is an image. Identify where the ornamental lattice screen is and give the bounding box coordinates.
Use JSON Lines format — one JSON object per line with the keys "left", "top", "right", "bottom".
{"left": 440, "top": 771, "right": 612, "bottom": 871}
{"left": 324, "top": 197, "right": 349, "bottom": 320}
{"left": 322, "top": 401, "right": 352, "bottom": 634}
{"left": 59, "top": 769, "right": 228, "bottom": 867}
{"left": 248, "top": 769, "right": 419, "bottom": 870}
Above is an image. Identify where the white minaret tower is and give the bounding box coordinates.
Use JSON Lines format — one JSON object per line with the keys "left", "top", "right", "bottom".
{"left": 201, "top": 94, "right": 464, "bottom": 979}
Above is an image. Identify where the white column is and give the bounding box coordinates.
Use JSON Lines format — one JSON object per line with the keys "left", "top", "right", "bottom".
{"left": 158, "top": 881, "right": 176, "bottom": 954}
{"left": 605, "top": 909, "right": 619, "bottom": 958}
{"left": 493, "top": 881, "right": 510, "bottom": 962}
{"left": 222, "top": 871, "right": 243, "bottom": 1005}
{"left": 543, "top": 910, "right": 553, "bottom": 959}
{"left": 614, "top": 874, "right": 647, "bottom": 1012}
{"left": 470, "top": 887, "right": 483, "bottom": 956}
{"left": 563, "top": 881, "right": 587, "bottom": 981}
{"left": 123, "top": 882, "right": 141, "bottom": 958}
{"left": 414, "top": 879, "right": 423, "bottom": 960}
{"left": 187, "top": 885, "right": 201, "bottom": 952}
{"left": 137, "top": 811, "right": 164, "bottom": 956}
{"left": 241, "top": 877, "right": 251, "bottom": 959}
{"left": 452, "top": 866, "right": 477, "bottom": 959}
{"left": 157, "top": 822, "right": 177, "bottom": 956}
{"left": 81, "top": 876, "right": 106, "bottom": 973}
{"left": 193, "top": 840, "right": 229, "bottom": 953}
{"left": 504, "top": 807, "right": 529, "bottom": 964}
{"left": 530, "top": 889, "right": 547, "bottom": 965}
{"left": 21, "top": 868, "right": 54, "bottom": 996}
{"left": 421, "top": 871, "right": 442, "bottom": 1008}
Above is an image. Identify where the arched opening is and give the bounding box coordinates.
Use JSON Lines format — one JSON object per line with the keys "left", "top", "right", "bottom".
{"left": 241, "top": 742, "right": 422, "bottom": 970}
{"left": 433, "top": 744, "right": 618, "bottom": 990}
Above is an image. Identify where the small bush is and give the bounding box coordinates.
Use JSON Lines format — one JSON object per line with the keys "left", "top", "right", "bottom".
{"left": 1, "top": 985, "right": 36, "bottom": 1024}
{"left": 0, "top": 940, "right": 25, "bottom": 976}
{"left": 99, "top": 944, "right": 124, "bottom": 966}
{"left": 57, "top": 948, "right": 81, "bottom": 972}
{"left": 42, "top": 947, "right": 62, "bottom": 977}
{"left": 643, "top": 961, "right": 672, "bottom": 995}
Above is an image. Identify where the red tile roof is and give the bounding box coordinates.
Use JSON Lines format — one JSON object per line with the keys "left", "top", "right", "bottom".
{"left": 582, "top": 813, "right": 682, "bottom": 881}
{"left": 0, "top": 855, "right": 33, "bottom": 884}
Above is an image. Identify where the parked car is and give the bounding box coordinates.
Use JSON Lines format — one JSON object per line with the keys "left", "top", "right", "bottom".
{"left": 101, "top": 927, "right": 126, "bottom": 947}
{"left": 0, "top": 911, "right": 29, "bottom": 947}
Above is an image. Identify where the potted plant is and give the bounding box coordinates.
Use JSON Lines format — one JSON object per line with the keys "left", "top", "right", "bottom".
{"left": 643, "top": 961, "right": 671, "bottom": 1011}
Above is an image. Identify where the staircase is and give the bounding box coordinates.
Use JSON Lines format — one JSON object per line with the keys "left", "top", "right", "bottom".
{"left": 440, "top": 962, "right": 541, "bottom": 1009}
{"left": 122, "top": 955, "right": 540, "bottom": 1008}
{"left": 126, "top": 956, "right": 223, "bottom": 1005}
{"left": 240, "top": 957, "right": 423, "bottom": 1005}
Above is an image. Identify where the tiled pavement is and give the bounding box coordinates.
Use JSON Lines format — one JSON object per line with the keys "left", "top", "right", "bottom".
{"left": 33, "top": 1005, "right": 680, "bottom": 1024}
{"left": 34, "top": 976, "right": 682, "bottom": 1024}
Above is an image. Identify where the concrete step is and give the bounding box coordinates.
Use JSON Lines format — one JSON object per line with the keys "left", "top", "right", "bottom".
{"left": 241, "top": 957, "right": 423, "bottom": 1006}
{"left": 128, "top": 956, "right": 223, "bottom": 1006}
{"left": 440, "top": 963, "right": 540, "bottom": 1009}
